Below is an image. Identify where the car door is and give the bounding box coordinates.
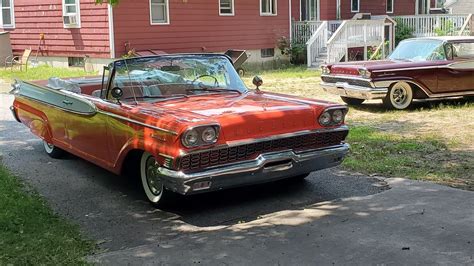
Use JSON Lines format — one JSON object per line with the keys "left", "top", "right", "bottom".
{"left": 436, "top": 41, "right": 474, "bottom": 94}
{"left": 61, "top": 91, "right": 111, "bottom": 166}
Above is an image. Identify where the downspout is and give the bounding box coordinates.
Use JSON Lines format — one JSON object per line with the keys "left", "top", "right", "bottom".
{"left": 289, "top": 0, "right": 292, "bottom": 43}
{"left": 108, "top": 4, "right": 115, "bottom": 59}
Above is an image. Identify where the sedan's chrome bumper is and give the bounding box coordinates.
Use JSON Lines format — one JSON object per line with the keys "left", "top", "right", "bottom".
{"left": 159, "top": 144, "right": 350, "bottom": 195}
{"left": 320, "top": 81, "right": 388, "bottom": 100}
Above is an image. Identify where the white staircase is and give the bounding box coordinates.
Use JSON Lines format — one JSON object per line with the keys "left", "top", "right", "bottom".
{"left": 306, "top": 21, "right": 328, "bottom": 68}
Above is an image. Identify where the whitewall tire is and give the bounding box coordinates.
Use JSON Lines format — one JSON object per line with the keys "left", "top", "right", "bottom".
{"left": 43, "top": 140, "right": 65, "bottom": 159}
{"left": 140, "top": 152, "right": 171, "bottom": 206}
{"left": 383, "top": 82, "right": 413, "bottom": 110}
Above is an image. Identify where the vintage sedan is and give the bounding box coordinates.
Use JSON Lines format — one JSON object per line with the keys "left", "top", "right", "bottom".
{"left": 320, "top": 36, "right": 474, "bottom": 109}
{"left": 10, "top": 54, "right": 349, "bottom": 206}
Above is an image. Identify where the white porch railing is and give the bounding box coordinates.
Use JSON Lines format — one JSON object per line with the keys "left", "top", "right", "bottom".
{"left": 292, "top": 21, "right": 323, "bottom": 44}
{"left": 306, "top": 21, "right": 328, "bottom": 67}
{"left": 326, "top": 19, "right": 385, "bottom": 64}
{"left": 394, "top": 14, "right": 472, "bottom": 37}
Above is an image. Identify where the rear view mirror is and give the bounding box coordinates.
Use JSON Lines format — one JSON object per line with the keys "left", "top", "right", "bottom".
{"left": 252, "top": 76, "right": 263, "bottom": 90}
{"left": 111, "top": 87, "right": 123, "bottom": 103}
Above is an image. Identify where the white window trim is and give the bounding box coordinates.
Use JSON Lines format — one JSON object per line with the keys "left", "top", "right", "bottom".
{"left": 62, "top": 0, "right": 81, "bottom": 29}
{"left": 351, "top": 0, "right": 359, "bottom": 13}
{"left": 219, "top": 0, "right": 235, "bottom": 16}
{"left": 1, "top": 0, "right": 15, "bottom": 29}
{"left": 386, "top": 0, "right": 394, "bottom": 13}
{"left": 150, "top": 0, "right": 170, "bottom": 25}
{"left": 260, "top": 0, "right": 278, "bottom": 16}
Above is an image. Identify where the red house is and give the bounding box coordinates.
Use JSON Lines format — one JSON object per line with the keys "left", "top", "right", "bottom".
{"left": 0, "top": 0, "right": 434, "bottom": 69}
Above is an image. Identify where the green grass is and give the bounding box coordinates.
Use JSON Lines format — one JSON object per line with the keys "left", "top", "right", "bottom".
{"left": 0, "top": 165, "right": 94, "bottom": 264}
{"left": 0, "top": 65, "right": 95, "bottom": 83}
{"left": 246, "top": 65, "right": 320, "bottom": 79}
{"left": 343, "top": 126, "right": 473, "bottom": 189}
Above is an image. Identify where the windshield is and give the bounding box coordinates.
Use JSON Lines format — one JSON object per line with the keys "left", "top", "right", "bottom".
{"left": 109, "top": 55, "right": 247, "bottom": 102}
{"left": 389, "top": 39, "right": 446, "bottom": 61}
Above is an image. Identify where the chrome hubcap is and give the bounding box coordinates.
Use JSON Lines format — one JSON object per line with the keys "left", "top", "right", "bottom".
{"left": 145, "top": 157, "right": 163, "bottom": 196}
{"left": 392, "top": 87, "right": 407, "bottom": 105}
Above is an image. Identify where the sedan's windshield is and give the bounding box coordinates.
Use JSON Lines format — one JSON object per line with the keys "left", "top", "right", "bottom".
{"left": 389, "top": 39, "right": 446, "bottom": 61}
{"left": 109, "top": 55, "right": 247, "bottom": 102}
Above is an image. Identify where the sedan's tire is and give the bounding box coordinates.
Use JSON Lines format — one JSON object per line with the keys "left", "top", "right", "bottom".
{"left": 383, "top": 82, "right": 413, "bottom": 110}
{"left": 340, "top": 96, "right": 365, "bottom": 105}
{"left": 140, "top": 152, "right": 173, "bottom": 207}
{"left": 43, "top": 140, "right": 66, "bottom": 159}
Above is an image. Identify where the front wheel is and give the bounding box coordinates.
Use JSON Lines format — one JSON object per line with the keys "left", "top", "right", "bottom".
{"left": 43, "top": 140, "right": 65, "bottom": 159}
{"left": 340, "top": 96, "right": 365, "bottom": 105}
{"left": 383, "top": 82, "right": 413, "bottom": 110}
{"left": 140, "top": 152, "right": 173, "bottom": 207}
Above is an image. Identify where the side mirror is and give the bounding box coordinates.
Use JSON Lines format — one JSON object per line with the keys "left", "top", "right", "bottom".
{"left": 111, "top": 87, "right": 123, "bottom": 103}
{"left": 252, "top": 76, "right": 263, "bottom": 91}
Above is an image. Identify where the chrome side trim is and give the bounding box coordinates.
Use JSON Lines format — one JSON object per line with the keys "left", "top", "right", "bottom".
{"left": 321, "top": 74, "right": 372, "bottom": 82}
{"left": 371, "top": 65, "right": 438, "bottom": 73}
{"left": 97, "top": 110, "right": 178, "bottom": 135}
{"left": 373, "top": 80, "right": 474, "bottom": 98}
{"left": 9, "top": 106, "right": 21, "bottom": 123}
{"left": 179, "top": 126, "right": 349, "bottom": 156}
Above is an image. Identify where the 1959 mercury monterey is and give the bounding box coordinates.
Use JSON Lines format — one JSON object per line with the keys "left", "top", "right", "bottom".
{"left": 10, "top": 54, "right": 349, "bottom": 206}
{"left": 321, "top": 36, "right": 474, "bottom": 109}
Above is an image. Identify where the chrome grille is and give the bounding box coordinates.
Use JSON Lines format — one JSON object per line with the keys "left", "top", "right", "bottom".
{"left": 321, "top": 76, "right": 372, "bottom": 88}
{"left": 178, "top": 130, "right": 348, "bottom": 172}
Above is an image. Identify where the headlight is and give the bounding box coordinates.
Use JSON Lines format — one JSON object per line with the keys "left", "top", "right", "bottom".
{"left": 358, "top": 69, "right": 371, "bottom": 79}
{"left": 332, "top": 109, "right": 344, "bottom": 124}
{"left": 182, "top": 129, "right": 199, "bottom": 147}
{"left": 321, "top": 65, "right": 331, "bottom": 75}
{"left": 201, "top": 127, "right": 217, "bottom": 143}
{"left": 318, "top": 108, "right": 347, "bottom": 126}
{"left": 319, "top": 111, "right": 332, "bottom": 126}
{"left": 181, "top": 125, "right": 220, "bottom": 148}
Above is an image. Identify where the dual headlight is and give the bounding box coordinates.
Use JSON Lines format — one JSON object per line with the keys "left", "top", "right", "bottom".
{"left": 358, "top": 68, "right": 371, "bottom": 79}
{"left": 319, "top": 108, "right": 347, "bottom": 126}
{"left": 181, "top": 125, "right": 220, "bottom": 148}
{"left": 321, "top": 65, "right": 331, "bottom": 75}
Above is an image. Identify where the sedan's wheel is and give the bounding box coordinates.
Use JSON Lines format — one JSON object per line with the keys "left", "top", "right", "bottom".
{"left": 383, "top": 82, "right": 413, "bottom": 110}
{"left": 140, "top": 152, "right": 171, "bottom": 206}
{"left": 43, "top": 140, "right": 65, "bottom": 159}
{"left": 340, "top": 96, "right": 365, "bottom": 106}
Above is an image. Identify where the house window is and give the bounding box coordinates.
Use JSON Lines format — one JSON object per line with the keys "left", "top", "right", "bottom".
{"left": 219, "top": 0, "right": 234, "bottom": 16}
{"left": 386, "top": 0, "right": 394, "bottom": 13}
{"left": 260, "top": 0, "right": 277, "bottom": 16}
{"left": 150, "top": 0, "right": 169, "bottom": 25}
{"left": 1, "top": 0, "right": 15, "bottom": 28}
{"left": 68, "top": 57, "right": 85, "bottom": 67}
{"left": 261, "top": 48, "right": 274, "bottom": 58}
{"left": 351, "top": 0, "right": 359, "bottom": 12}
{"left": 62, "top": 0, "right": 81, "bottom": 28}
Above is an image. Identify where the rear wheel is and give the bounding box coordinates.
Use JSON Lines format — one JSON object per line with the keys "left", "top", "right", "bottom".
{"left": 383, "top": 82, "right": 413, "bottom": 110}
{"left": 140, "top": 152, "right": 173, "bottom": 207}
{"left": 43, "top": 140, "right": 65, "bottom": 159}
{"left": 340, "top": 96, "right": 365, "bottom": 105}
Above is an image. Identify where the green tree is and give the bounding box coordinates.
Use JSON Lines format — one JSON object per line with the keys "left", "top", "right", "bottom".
{"left": 95, "top": 0, "right": 120, "bottom": 6}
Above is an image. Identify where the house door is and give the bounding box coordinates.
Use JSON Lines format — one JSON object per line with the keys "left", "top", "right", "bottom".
{"left": 416, "top": 0, "right": 429, "bottom": 14}
{"left": 301, "top": 0, "right": 319, "bottom": 21}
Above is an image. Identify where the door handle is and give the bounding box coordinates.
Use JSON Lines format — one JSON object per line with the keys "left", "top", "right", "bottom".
{"left": 62, "top": 100, "right": 73, "bottom": 105}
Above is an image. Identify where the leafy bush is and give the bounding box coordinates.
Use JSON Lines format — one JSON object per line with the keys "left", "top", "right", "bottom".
{"left": 395, "top": 21, "right": 415, "bottom": 45}
{"left": 434, "top": 20, "right": 456, "bottom": 36}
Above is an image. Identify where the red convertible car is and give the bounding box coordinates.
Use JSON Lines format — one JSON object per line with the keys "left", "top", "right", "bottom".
{"left": 10, "top": 54, "right": 349, "bottom": 206}
{"left": 321, "top": 36, "right": 474, "bottom": 109}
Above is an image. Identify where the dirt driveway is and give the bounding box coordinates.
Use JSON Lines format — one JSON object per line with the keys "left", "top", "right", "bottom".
{"left": 1, "top": 94, "right": 473, "bottom": 264}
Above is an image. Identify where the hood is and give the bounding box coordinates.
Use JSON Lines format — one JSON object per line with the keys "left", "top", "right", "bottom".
{"left": 136, "top": 91, "right": 336, "bottom": 142}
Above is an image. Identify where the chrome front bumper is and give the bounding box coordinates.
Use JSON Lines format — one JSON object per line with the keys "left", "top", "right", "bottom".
{"left": 159, "top": 144, "right": 350, "bottom": 195}
{"left": 320, "top": 81, "right": 388, "bottom": 100}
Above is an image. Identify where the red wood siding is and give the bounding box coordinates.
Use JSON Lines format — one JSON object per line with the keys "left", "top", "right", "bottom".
{"left": 291, "top": 0, "right": 300, "bottom": 21}
{"left": 319, "top": 0, "right": 417, "bottom": 20}
{"left": 113, "top": 0, "right": 290, "bottom": 57}
{"left": 3, "top": 0, "right": 110, "bottom": 58}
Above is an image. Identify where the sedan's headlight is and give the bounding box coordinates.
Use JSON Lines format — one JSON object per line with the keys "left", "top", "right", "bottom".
{"left": 201, "top": 127, "right": 217, "bottom": 143}
{"left": 321, "top": 65, "right": 331, "bottom": 75}
{"left": 318, "top": 108, "right": 347, "bottom": 126}
{"left": 358, "top": 68, "right": 371, "bottom": 79}
{"left": 181, "top": 125, "right": 220, "bottom": 148}
{"left": 182, "top": 129, "right": 199, "bottom": 147}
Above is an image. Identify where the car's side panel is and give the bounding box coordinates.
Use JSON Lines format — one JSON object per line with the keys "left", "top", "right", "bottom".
{"left": 436, "top": 60, "right": 474, "bottom": 93}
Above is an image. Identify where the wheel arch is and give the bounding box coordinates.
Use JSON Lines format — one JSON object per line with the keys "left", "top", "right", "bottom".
{"left": 385, "top": 80, "right": 430, "bottom": 99}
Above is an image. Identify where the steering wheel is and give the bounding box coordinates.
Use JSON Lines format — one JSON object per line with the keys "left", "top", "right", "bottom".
{"left": 191, "top": 75, "right": 219, "bottom": 87}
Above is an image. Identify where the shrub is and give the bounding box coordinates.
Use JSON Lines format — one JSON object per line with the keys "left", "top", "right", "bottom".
{"left": 395, "top": 21, "right": 415, "bottom": 45}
